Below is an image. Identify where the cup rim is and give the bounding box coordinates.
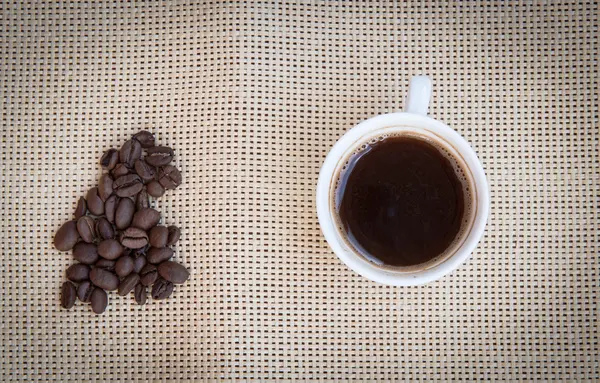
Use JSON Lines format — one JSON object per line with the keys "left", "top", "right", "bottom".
{"left": 316, "top": 112, "right": 489, "bottom": 286}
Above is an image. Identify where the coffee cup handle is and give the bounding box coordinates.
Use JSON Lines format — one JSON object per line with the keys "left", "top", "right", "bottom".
{"left": 405, "top": 76, "right": 432, "bottom": 116}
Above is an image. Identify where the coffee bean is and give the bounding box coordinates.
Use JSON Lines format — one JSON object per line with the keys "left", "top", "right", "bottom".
{"left": 132, "top": 208, "right": 161, "bottom": 230}
{"left": 118, "top": 273, "right": 140, "bottom": 296}
{"left": 73, "top": 242, "right": 99, "bottom": 265}
{"left": 95, "top": 258, "right": 116, "bottom": 271}
{"left": 133, "top": 130, "right": 155, "bottom": 148}
{"left": 133, "top": 255, "right": 147, "bottom": 273}
{"left": 145, "top": 146, "right": 174, "bottom": 167}
{"left": 115, "top": 197, "right": 135, "bottom": 230}
{"left": 90, "top": 288, "right": 108, "bottom": 314}
{"left": 134, "top": 283, "right": 147, "bottom": 305}
{"left": 158, "top": 261, "right": 190, "bottom": 284}
{"left": 77, "top": 281, "right": 95, "bottom": 303}
{"left": 147, "top": 247, "right": 174, "bottom": 264}
{"left": 61, "top": 281, "right": 77, "bottom": 309}
{"left": 139, "top": 264, "right": 158, "bottom": 286}
{"left": 152, "top": 278, "right": 174, "bottom": 300}
{"left": 74, "top": 197, "right": 87, "bottom": 220}
{"left": 115, "top": 255, "right": 135, "bottom": 278}
{"left": 98, "top": 174, "right": 114, "bottom": 201}
{"left": 54, "top": 221, "right": 80, "bottom": 251}
{"left": 66, "top": 263, "right": 90, "bottom": 282}
{"left": 157, "top": 165, "right": 182, "bottom": 190}
{"left": 86, "top": 187, "right": 105, "bottom": 216}
{"left": 114, "top": 174, "right": 144, "bottom": 197}
{"left": 136, "top": 189, "right": 150, "bottom": 211}
{"left": 166, "top": 226, "right": 181, "bottom": 246}
{"left": 111, "top": 163, "right": 130, "bottom": 178}
{"left": 146, "top": 180, "right": 165, "bottom": 198}
{"left": 104, "top": 195, "right": 119, "bottom": 224}
{"left": 90, "top": 268, "right": 119, "bottom": 291}
{"left": 149, "top": 226, "right": 168, "bottom": 248}
{"left": 120, "top": 227, "right": 149, "bottom": 249}
{"left": 119, "top": 139, "right": 142, "bottom": 168}
{"left": 100, "top": 149, "right": 119, "bottom": 170}
{"left": 134, "top": 159, "right": 156, "bottom": 182}
{"left": 98, "top": 239, "right": 123, "bottom": 260}
{"left": 76, "top": 216, "right": 96, "bottom": 243}
{"left": 96, "top": 217, "right": 114, "bottom": 240}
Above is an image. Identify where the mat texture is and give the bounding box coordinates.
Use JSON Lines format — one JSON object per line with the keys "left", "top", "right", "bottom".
{"left": 1, "top": 1, "right": 599, "bottom": 381}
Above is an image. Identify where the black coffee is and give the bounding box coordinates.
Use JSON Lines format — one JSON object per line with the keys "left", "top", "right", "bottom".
{"left": 337, "top": 135, "right": 468, "bottom": 267}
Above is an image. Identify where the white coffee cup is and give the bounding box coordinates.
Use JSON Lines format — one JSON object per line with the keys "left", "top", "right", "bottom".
{"left": 316, "top": 76, "right": 489, "bottom": 286}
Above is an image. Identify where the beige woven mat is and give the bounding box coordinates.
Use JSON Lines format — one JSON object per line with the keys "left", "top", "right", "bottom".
{"left": 1, "top": 1, "right": 599, "bottom": 381}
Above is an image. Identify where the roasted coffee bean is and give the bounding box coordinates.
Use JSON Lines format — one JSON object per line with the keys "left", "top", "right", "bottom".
{"left": 157, "top": 165, "right": 182, "bottom": 190}
{"left": 115, "top": 255, "right": 135, "bottom": 278}
{"left": 115, "top": 197, "right": 135, "bottom": 230}
{"left": 166, "top": 226, "right": 181, "bottom": 246}
{"left": 134, "top": 159, "right": 156, "bottom": 182}
{"left": 96, "top": 217, "right": 114, "bottom": 240}
{"left": 61, "top": 281, "right": 77, "bottom": 309}
{"left": 98, "top": 174, "right": 114, "bottom": 201}
{"left": 100, "top": 149, "right": 119, "bottom": 170}
{"left": 91, "top": 288, "right": 108, "bottom": 314}
{"left": 95, "top": 258, "right": 116, "bottom": 271}
{"left": 54, "top": 221, "right": 80, "bottom": 251}
{"left": 76, "top": 216, "right": 96, "bottom": 243}
{"left": 98, "top": 239, "right": 123, "bottom": 260}
{"left": 149, "top": 225, "right": 169, "bottom": 248}
{"left": 146, "top": 180, "right": 165, "bottom": 198}
{"left": 133, "top": 130, "right": 155, "bottom": 148}
{"left": 136, "top": 189, "right": 150, "bottom": 211}
{"left": 104, "top": 195, "right": 119, "bottom": 224}
{"left": 111, "top": 163, "right": 130, "bottom": 178}
{"left": 114, "top": 174, "right": 144, "bottom": 197}
{"left": 147, "top": 247, "right": 174, "bottom": 264}
{"left": 73, "top": 242, "right": 99, "bottom": 265}
{"left": 120, "top": 227, "right": 149, "bottom": 249}
{"left": 74, "top": 197, "right": 87, "bottom": 220}
{"left": 119, "top": 139, "right": 142, "bottom": 168}
{"left": 158, "top": 261, "right": 190, "bottom": 284}
{"left": 90, "top": 268, "right": 119, "bottom": 291}
{"left": 139, "top": 264, "right": 158, "bottom": 286}
{"left": 86, "top": 187, "right": 105, "bottom": 216}
{"left": 118, "top": 273, "right": 140, "bottom": 296}
{"left": 66, "top": 263, "right": 90, "bottom": 282}
{"left": 145, "top": 146, "right": 174, "bottom": 167}
{"left": 77, "top": 281, "right": 95, "bottom": 303}
{"left": 152, "top": 278, "right": 174, "bottom": 300}
{"left": 133, "top": 255, "right": 147, "bottom": 273}
{"left": 132, "top": 208, "right": 161, "bottom": 230}
{"left": 134, "top": 283, "right": 147, "bottom": 305}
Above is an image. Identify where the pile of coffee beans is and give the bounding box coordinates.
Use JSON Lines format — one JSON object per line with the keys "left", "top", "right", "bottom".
{"left": 54, "top": 131, "right": 189, "bottom": 314}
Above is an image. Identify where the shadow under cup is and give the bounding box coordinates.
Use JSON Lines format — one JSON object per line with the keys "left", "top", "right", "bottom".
{"left": 329, "top": 125, "right": 479, "bottom": 274}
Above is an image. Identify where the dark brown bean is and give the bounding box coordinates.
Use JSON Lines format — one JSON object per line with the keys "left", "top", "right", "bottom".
{"left": 120, "top": 227, "right": 149, "bottom": 249}
{"left": 158, "top": 261, "right": 190, "bottom": 284}
{"left": 95, "top": 258, "right": 116, "bottom": 271}
{"left": 54, "top": 221, "right": 80, "bottom": 251}
{"left": 133, "top": 255, "right": 147, "bottom": 273}
{"left": 134, "top": 159, "right": 156, "bottom": 182}
{"left": 166, "top": 226, "right": 181, "bottom": 246}
{"left": 111, "top": 163, "right": 130, "bottom": 178}
{"left": 119, "top": 139, "right": 142, "bottom": 168}
{"left": 157, "top": 165, "right": 182, "bottom": 190}
{"left": 104, "top": 195, "right": 119, "bottom": 224}
{"left": 139, "top": 264, "right": 158, "bottom": 286}
{"left": 132, "top": 208, "right": 161, "bottom": 230}
{"left": 74, "top": 197, "right": 87, "bottom": 220}
{"left": 151, "top": 278, "right": 174, "bottom": 300}
{"left": 73, "top": 242, "right": 99, "bottom": 265}
{"left": 147, "top": 247, "right": 174, "bottom": 264}
{"left": 115, "top": 197, "right": 135, "bottom": 230}
{"left": 113, "top": 174, "right": 144, "bottom": 197}
{"left": 66, "top": 263, "right": 90, "bottom": 282}
{"left": 97, "top": 239, "right": 124, "bottom": 260}
{"left": 100, "top": 149, "right": 119, "bottom": 170}
{"left": 118, "top": 273, "right": 140, "bottom": 296}
{"left": 145, "top": 146, "right": 174, "bottom": 167}
{"left": 134, "top": 283, "right": 147, "bottom": 305}
{"left": 96, "top": 217, "right": 114, "bottom": 240}
{"left": 98, "top": 174, "right": 114, "bottom": 201}
{"left": 136, "top": 189, "right": 150, "bottom": 211}
{"left": 115, "top": 255, "right": 135, "bottom": 278}
{"left": 77, "top": 281, "right": 95, "bottom": 303}
{"left": 90, "top": 288, "right": 108, "bottom": 314}
{"left": 86, "top": 187, "right": 105, "bottom": 216}
{"left": 146, "top": 180, "right": 165, "bottom": 198}
{"left": 61, "top": 281, "right": 77, "bottom": 309}
{"left": 90, "top": 268, "right": 119, "bottom": 291}
{"left": 149, "top": 225, "right": 169, "bottom": 248}
{"left": 76, "top": 216, "right": 96, "bottom": 243}
{"left": 133, "top": 130, "right": 155, "bottom": 148}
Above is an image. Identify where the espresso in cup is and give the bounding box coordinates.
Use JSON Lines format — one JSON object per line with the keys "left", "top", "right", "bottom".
{"left": 334, "top": 132, "right": 475, "bottom": 269}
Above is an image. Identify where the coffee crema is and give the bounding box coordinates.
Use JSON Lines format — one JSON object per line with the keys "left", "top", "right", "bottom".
{"left": 335, "top": 134, "right": 473, "bottom": 268}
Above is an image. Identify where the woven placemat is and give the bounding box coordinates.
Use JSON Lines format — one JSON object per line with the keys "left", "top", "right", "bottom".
{"left": 1, "top": 1, "right": 598, "bottom": 381}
